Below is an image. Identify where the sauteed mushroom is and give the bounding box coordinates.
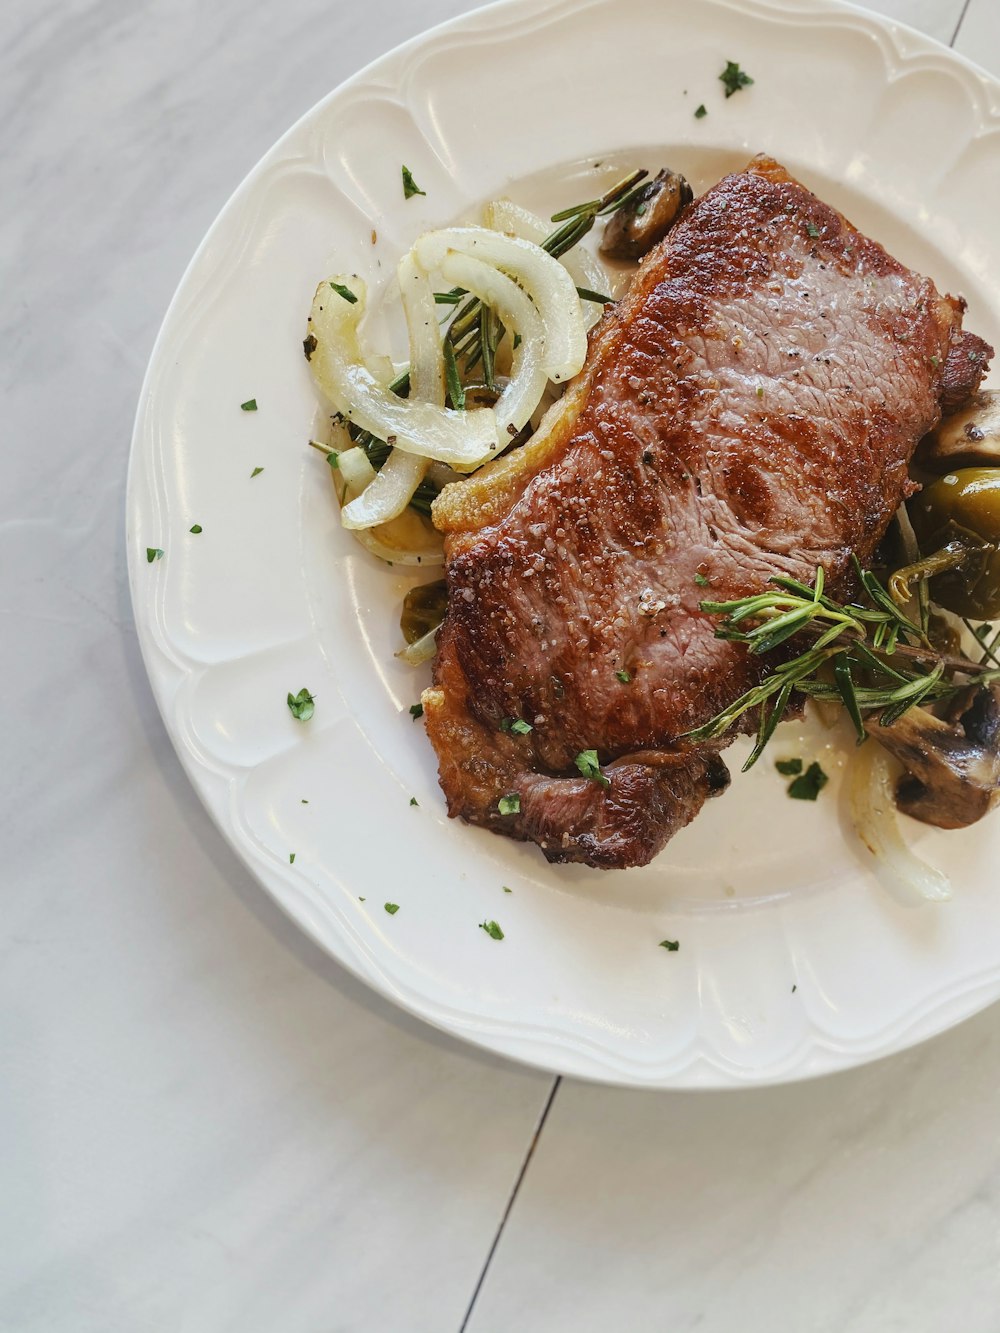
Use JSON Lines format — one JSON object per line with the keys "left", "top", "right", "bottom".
{"left": 600, "top": 168, "right": 693, "bottom": 261}
{"left": 868, "top": 684, "right": 1000, "bottom": 829}
{"left": 917, "top": 390, "right": 1000, "bottom": 473}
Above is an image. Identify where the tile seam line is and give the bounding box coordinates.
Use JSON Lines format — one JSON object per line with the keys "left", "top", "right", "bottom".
{"left": 457, "top": 1075, "right": 562, "bottom": 1332}
{"left": 950, "top": 0, "right": 973, "bottom": 47}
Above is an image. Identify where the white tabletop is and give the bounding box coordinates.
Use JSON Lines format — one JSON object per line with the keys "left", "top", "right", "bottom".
{"left": 3, "top": 0, "right": 999, "bottom": 1329}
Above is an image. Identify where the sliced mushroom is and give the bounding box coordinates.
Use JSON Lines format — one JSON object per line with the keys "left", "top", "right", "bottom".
{"left": 600, "top": 169, "right": 693, "bottom": 262}
{"left": 916, "top": 390, "right": 1000, "bottom": 473}
{"left": 866, "top": 683, "right": 1000, "bottom": 828}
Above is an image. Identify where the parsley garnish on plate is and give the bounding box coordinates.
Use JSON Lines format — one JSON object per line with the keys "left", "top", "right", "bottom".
{"left": 384, "top": 902, "right": 400, "bottom": 915}
{"left": 775, "top": 758, "right": 803, "bottom": 776}
{"left": 575, "top": 749, "right": 610, "bottom": 787}
{"left": 329, "top": 280, "right": 358, "bottom": 304}
{"left": 287, "top": 688, "right": 315, "bottom": 722}
{"left": 409, "top": 702, "right": 424, "bottom": 720}
{"left": 694, "top": 103, "right": 708, "bottom": 119}
{"left": 503, "top": 886, "right": 512, "bottom": 894}
{"left": 189, "top": 524, "right": 202, "bottom": 534}
{"left": 498, "top": 793, "right": 521, "bottom": 816}
{"left": 409, "top": 797, "right": 418, "bottom": 807}
{"left": 480, "top": 920, "right": 504, "bottom": 941}
{"left": 616, "top": 669, "right": 631, "bottom": 684}
{"left": 146, "top": 547, "right": 164, "bottom": 563}
{"left": 401, "top": 165, "right": 426, "bottom": 200}
{"left": 289, "top": 852, "right": 296, "bottom": 864}
{"left": 240, "top": 398, "right": 257, "bottom": 412}
{"left": 694, "top": 572, "right": 710, "bottom": 586}
{"left": 788, "top": 761, "right": 828, "bottom": 801}
{"left": 806, "top": 222, "right": 821, "bottom": 239}
{"left": 250, "top": 466, "right": 264, "bottom": 478}
{"left": 719, "top": 60, "right": 754, "bottom": 98}
{"left": 659, "top": 939, "right": 680, "bottom": 952}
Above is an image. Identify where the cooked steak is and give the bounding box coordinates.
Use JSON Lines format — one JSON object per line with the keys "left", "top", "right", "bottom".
{"left": 423, "top": 155, "right": 993, "bottom": 869}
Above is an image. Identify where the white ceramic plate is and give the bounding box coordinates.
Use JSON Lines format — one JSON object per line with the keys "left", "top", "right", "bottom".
{"left": 128, "top": 0, "right": 1000, "bottom": 1088}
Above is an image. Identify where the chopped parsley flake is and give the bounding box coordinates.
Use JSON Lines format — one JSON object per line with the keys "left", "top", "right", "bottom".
{"left": 756, "top": 385, "right": 765, "bottom": 398}
{"left": 329, "top": 280, "right": 358, "bottom": 304}
{"left": 303, "top": 334, "right": 317, "bottom": 361}
{"left": 287, "top": 688, "right": 315, "bottom": 722}
{"left": 787, "top": 761, "right": 828, "bottom": 801}
{"left": 409, "top": 702, "right": 424, "bottom": 720}
{"left": 146, "top": 547, "right": 164, "bottom": 563}
{"left": 806, "top": 222, "right": 821, "bottom": 239}
{"left": 575, "top": 749, "right": 610, "bottom": 787}
{"left": 616, "top": 669, "right": 631, "bottom": 684}
{"left": 498, "top": 793, "right": 521, "bottom": 816}
{"left": 326, "top": 451, "right": 339, "bottom": 469}
{"left": 775, "top": 757, "right": 803, "bottom": 776}
{"left": 409, "top": 797, "right": 418, "bottom": 807}
{"left": 384, "top": 902, "right": 400, "bottom": 915}
{"left": 240, "top": 398, "right": 258, "bottom": 412}
{"left": 659, "top": 939, "right": 680, "bottom": 952}
{"left": 694, "top": 103, "right": 708, "bottom": 119}
{"left": 401, "top": 165, "right": 426, "bottom": 199}
{"left": 251, "top": 466, "right": 264, "bottom": 478}
{"left": 501, "top": 717, "right": 532, "bottom": 735}
{"left": 289, "top": 852, "right": 296, "bottom": 864}
{"left": 719, "top": 60, "right": 754, "bottom": 97}
{"left": 480, "top": 920, "right": 504, "bottom": 941}
{"left": 189, "top": 524, "right": 202, "bottom": 534}
{"left": 301, "top": 799, "right": 309, "bottom": 804}
{"left": 503, "top": 886, "right": 512, "bottom": 894}
{"left": 694, "top": 572, "right": 710, "bottom": 587}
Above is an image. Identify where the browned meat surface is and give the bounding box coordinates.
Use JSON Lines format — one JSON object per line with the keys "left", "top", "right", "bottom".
{"left": 423, "top": 155, "right": 993, "bottom": 869}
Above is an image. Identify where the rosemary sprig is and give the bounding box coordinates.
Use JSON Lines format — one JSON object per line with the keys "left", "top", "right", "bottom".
{"left": 687, "top": 566, "right": 1000, "bottom": 769}
{"left": 441, "top": 168, "right": 647, "bottom": 377}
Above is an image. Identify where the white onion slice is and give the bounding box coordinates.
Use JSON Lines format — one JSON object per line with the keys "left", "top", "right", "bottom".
{"left": 483, "top": 198, "right": 610, "bottom": 330}
{"left": 336, "top": 445, "right": 377, "bottom": 493}
{"left": 350, "top": 521, "right": 443, "bottom": 568}
{"left": 331, "top": 447, "right": 443, "bottom": 566}
{"left": 436, "top": 250, "right": 548, "bottom": 442}
{"left": 848, "top": 742, "right": 951, "bottom": 904}
{"left": 307, "top": 277, "right": 498, "bottom": 469}
{"left": 413, "top": 227, "right": 587, "bottom": 383}
{"left": 399, "top": 252, "right": 444, "bottom": 405}
{"left": 341, "top": 256, "right": 443, "bottom": 529}
{"left": 340, "top": 449, "right": 426, "bottom": 530}
{"left": 395, "top": 625, "right": 439, "bottom": 665}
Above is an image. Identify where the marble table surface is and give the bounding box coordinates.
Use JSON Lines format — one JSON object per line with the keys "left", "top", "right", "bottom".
{"left": 2, "top": 0, "right": 999, "bottom": 1329}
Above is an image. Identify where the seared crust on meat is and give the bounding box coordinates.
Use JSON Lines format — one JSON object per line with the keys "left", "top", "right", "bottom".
{"left": 424, "top": 155, "right": 994, "bottom": 869}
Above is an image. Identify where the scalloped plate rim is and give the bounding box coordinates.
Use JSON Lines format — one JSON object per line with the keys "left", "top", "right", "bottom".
{"left": 127, "top": 0, "right": 1000, "bottom": 1089}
